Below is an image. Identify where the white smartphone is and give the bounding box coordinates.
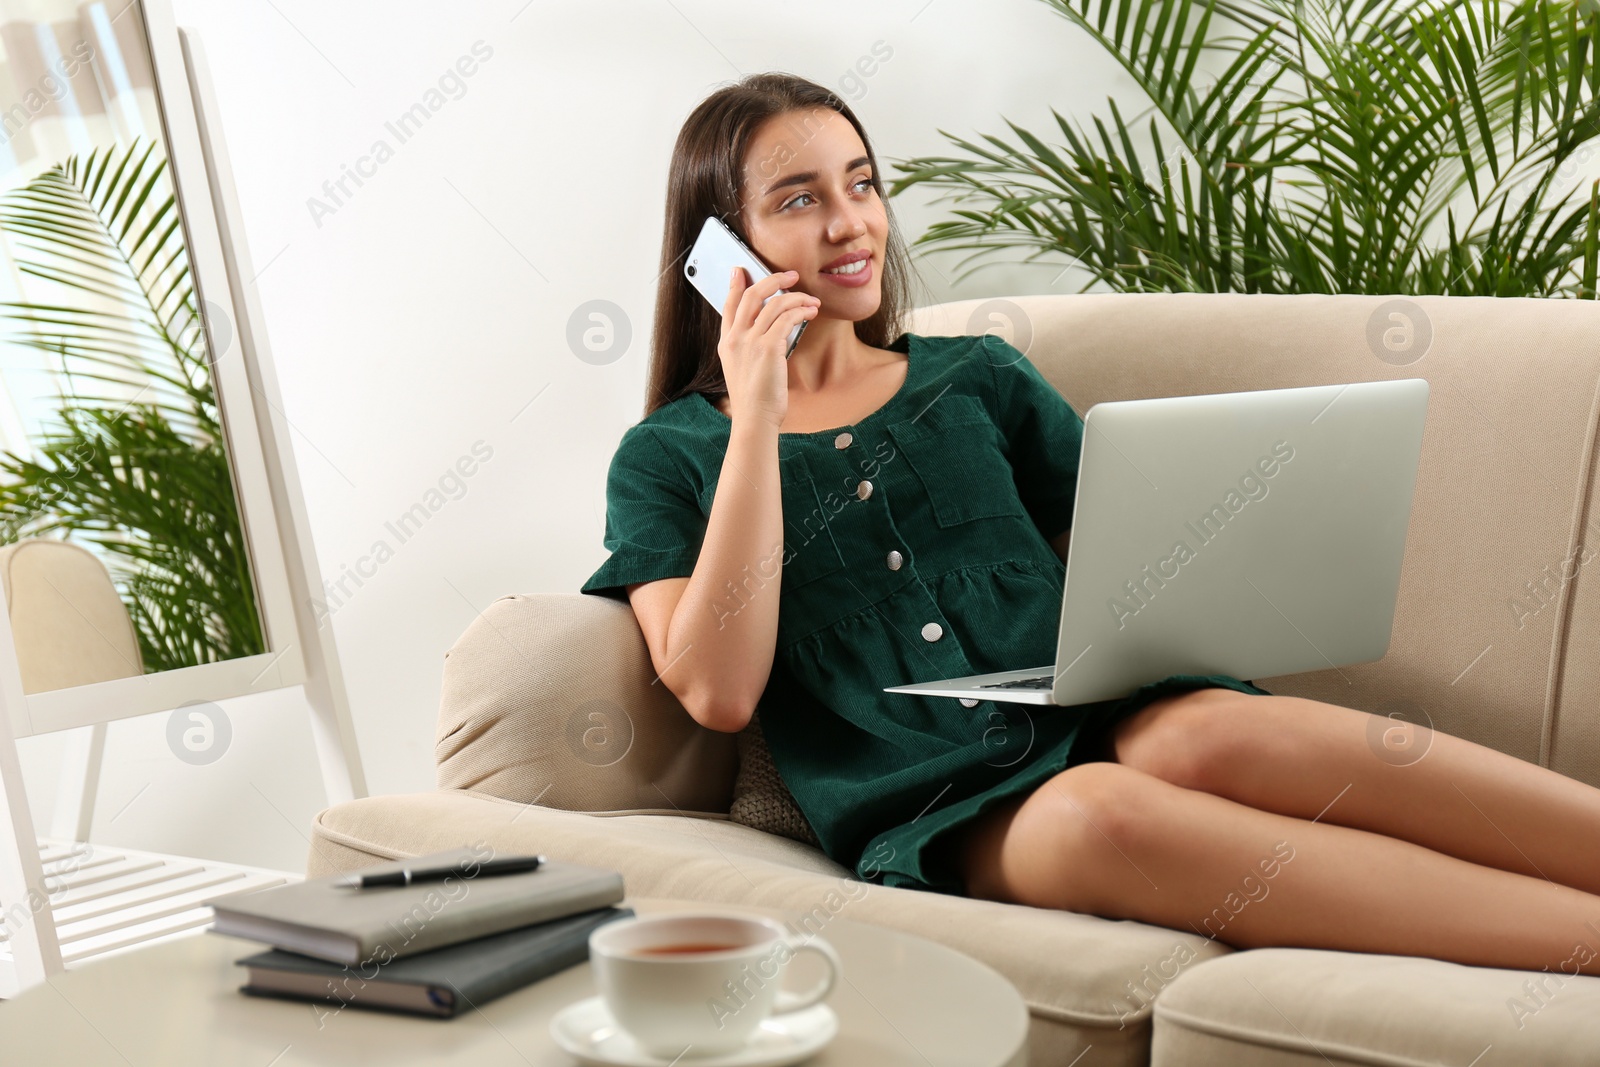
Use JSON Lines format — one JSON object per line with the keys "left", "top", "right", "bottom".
{"left": 684, "top": 216, "right": 808, "bottom": 359}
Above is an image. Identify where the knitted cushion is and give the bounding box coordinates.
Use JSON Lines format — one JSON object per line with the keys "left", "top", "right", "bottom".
{"left": 728, "top": 708, "right": 821, "bottom": 848}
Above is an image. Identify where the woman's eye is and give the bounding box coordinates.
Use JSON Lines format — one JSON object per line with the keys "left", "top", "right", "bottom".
{"left": 782, "top": 177, "right": 873, "bottom": 211}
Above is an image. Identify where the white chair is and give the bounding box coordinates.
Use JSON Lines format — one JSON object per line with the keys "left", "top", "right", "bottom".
{"left": 2, "top": 538, "right": 145, "bottom": 849}
{"left": 0, "top": 538, "right": 296, "bottom": 985}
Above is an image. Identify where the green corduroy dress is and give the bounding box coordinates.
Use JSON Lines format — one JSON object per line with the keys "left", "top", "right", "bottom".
{"left": 581, "top": 331, "right": 1271, "bottom": 895}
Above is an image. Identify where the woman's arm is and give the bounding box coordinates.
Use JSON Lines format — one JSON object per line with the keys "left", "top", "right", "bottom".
{"left": 627, "top": 419, "right": 784, "bottom": 734}
{"left": 625, "top": 267, "right": 817, "bottom": 733}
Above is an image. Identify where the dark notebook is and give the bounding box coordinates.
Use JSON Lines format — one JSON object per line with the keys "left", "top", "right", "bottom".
{"left": 235, "top": 905, "right": 635, "bottom": 1018}
{"left": 206, "top": 845, "right": 625, "bottom": 966}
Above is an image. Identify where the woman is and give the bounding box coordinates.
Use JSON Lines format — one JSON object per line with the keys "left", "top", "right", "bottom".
{"left": 580, "top": 72, "right": 1600, "bottom": 976}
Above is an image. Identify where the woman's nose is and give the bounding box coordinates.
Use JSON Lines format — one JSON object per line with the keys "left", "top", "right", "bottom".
{"left": 829, "top": 204, "right": 868, "bottom": 241}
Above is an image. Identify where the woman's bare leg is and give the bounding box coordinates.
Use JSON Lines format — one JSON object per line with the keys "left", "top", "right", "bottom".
{"left": 954, "top": 760, "right": 1600, "bottom": 975}
{"left": 1103, "top": 689, "right": 1600, "bottom": 898}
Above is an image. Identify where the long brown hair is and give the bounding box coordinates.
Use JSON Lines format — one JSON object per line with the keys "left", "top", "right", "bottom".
{"left": 642, "top": 72, "right": 925, "bottom": 419}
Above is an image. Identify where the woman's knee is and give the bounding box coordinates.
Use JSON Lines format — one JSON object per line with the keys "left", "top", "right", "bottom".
{"left": 1106, "top": 687, "right": 1267, "bottom": 792}
{"left": 1035, "top": 761, "right": 1147, "bottom": 846}
{"left": 958, "top": 761, "right": 1153, "bottom": 911}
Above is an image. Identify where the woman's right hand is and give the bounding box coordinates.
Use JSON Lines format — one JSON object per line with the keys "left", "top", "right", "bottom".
{"left": 717, "top": 266, "right": 820, "bottom": 431}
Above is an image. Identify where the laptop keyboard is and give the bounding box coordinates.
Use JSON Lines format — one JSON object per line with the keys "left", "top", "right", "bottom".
{"left": 976, "top": 674, "right": 1054, "bottom": 690}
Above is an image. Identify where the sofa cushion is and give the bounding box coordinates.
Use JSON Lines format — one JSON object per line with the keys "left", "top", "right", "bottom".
{"left": 729, "top": 708, "right": 821, "bottom": 847}
{"left": 311, "top": 789, "right": 1236, "bottom": 1067}
{"left": 311, "top": 790, "right": 854, "bottom": 885}
{"left": 906, "top": 293, "right": 1600, "bottom": 791}
{"left": 1150, "top": 946, "right": 1600, "bottom": 1065}
{"left": 433, "top": 592, "right": 737, "bottom": 813}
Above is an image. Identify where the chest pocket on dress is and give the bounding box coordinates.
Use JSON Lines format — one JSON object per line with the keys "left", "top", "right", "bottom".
{"left": 887, "top": 393, "right": 1028, "bottom": 527}
{"left": 779, "top": 454, "right": 848, "bottom": 589}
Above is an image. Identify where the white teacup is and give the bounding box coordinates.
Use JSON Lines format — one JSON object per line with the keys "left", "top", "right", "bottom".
{"left": 588, "top": 912, "right": 842, "bottom": 1057}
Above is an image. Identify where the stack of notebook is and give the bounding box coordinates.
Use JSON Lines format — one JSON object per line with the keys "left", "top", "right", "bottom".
{"left": 203, "top": 845, "right": 631, "bottom": 1018}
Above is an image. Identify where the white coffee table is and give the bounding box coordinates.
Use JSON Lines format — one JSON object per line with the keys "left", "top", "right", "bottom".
{"left": 0, "top": 895, "right": 1029, "bottom": 1065}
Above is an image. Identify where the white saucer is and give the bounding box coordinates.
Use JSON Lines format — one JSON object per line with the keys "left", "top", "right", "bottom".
{"left": 549, "top": 994, "right": 839, "bottom": 1066}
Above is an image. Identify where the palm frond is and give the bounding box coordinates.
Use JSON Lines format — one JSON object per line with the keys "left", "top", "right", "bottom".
{"left": 886, "top": 0, "right": 1600, "bottom": 297}
{"left": 0, "top": 139, "right": 263, "bottom": 672}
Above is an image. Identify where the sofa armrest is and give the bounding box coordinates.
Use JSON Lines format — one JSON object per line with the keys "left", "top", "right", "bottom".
{"left": 433, "top": 592, "right": 737, "bottom": 814}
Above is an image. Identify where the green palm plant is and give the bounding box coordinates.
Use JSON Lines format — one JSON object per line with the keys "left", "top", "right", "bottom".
{"left": 0, "top": 137, "right": 263, "bottom": 673}
{"left": 887, "top": 0, "right": 1600, "bottom": 295}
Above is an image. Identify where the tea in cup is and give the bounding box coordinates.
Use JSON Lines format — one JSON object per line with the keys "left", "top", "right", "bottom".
{"left": 588, "top": 912, "right": 841, "bottom": 1057}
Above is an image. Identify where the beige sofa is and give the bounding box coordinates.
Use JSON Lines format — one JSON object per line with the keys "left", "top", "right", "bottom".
{"left": 308, "top": 292, "right": 1600, "bottom": 1065}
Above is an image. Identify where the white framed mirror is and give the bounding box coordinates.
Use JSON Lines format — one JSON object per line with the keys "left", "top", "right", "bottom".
{"left": 0, "top": 0, "right": 367, "bottom": 995}
{"left": 0, "top": 0, "right": 315, "bottom": 740}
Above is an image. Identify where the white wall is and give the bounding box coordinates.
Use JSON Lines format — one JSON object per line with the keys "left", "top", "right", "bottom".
{"left": 16, "top": 0, "right": 1146, "bottom": 874}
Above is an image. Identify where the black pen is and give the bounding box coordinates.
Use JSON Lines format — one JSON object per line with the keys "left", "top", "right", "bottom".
{"left": 339, "top": 854, "right": 547, "bottom": 889}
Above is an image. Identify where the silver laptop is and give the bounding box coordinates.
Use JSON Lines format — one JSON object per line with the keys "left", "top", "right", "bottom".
{"left": 884, "top": 378, "right": 1429, "bottom": 707}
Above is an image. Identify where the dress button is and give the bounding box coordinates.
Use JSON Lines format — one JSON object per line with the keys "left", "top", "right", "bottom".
{"left": 856, "top": 479, "right": 873, "bottom": 501}
{"left": 834, "top": 432, "right": 853, "bottom": 450}
{"left": 921, "top": 622, "right": 943, "bottom": 642}
{"left": 959, "top": 697, "right": 980, "bottom": 707}
{"left": 886, "top": 550, "right": 903, "bottom": 571}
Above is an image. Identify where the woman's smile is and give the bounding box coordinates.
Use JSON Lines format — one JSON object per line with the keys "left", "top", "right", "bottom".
{"left": 817, "top": 250, "right": 874, "bottom": 288}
